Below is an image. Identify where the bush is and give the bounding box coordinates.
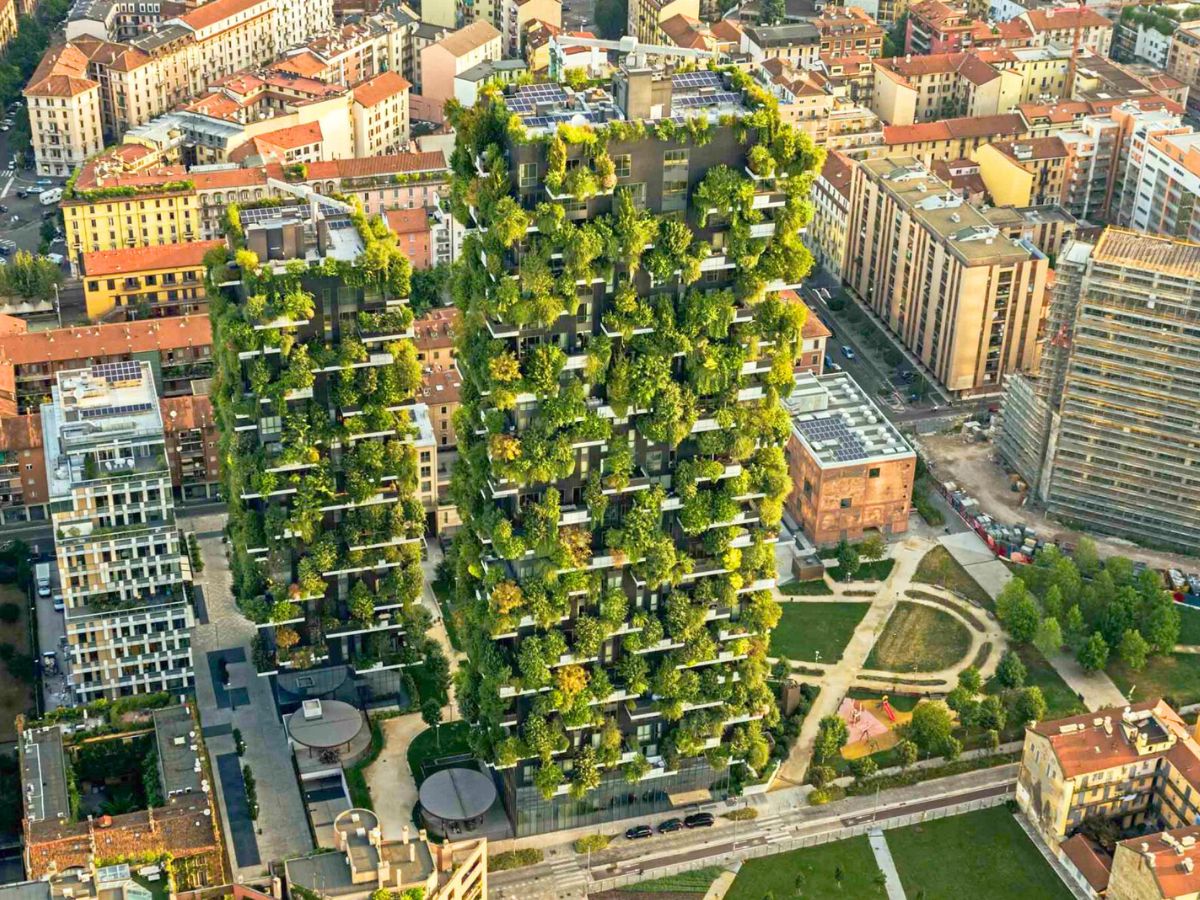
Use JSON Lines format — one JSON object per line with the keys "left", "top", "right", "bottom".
{"left": 723, "top": 807, "right": 759, "bottom": 821}
{"left": 242, "top": 765, "right": 258, "bottom": 820}
{"left": 490, "top": 848, "right": 544, "bottom": 871}
{"left": 573, "top": 834, "right": 611, "bottom": 853}
{"left": 0, "top": 602, "right": 19, "bottom": 624}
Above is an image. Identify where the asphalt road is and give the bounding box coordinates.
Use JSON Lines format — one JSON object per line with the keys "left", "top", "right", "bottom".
{"left": 562, "top": 0, "right": 596, "bottom": 33}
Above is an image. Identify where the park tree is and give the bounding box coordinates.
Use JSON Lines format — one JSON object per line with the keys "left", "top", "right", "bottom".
{"left": 976, "top": 694, "right": 1006, "bottom": 733}
{"left": 1140, "top": 596, "right": 1181, "bottom": 656}
{"left": 758, "top": 0, "right": 785, "bottom": 23}
{"left": 1065, "top": 605, "right": 1086, "bottom": 642}
{"left": 835, "top": 540, "right": 860, "bottom": 582}
{"left": 1014, "top": 686, "right": 1048, "bottom": 724}
{"left": 859, "top": 533, "right": 886, "bottom": 561}
{"left": 1100, "top": 588, "right": 1138, "bottom": 648}
{"left": 1043, "top": 584, "right": 1064, "bottom": 620}
{"left": 945, "top": 685, "right": 973, "bottom": 712}
{"left": 1034, "top": 616, "right": 1063, "bottom": 659}
{"left": 996, "top": 650, "right": 1027, "bottom": 689}
{"left": 957, "top": 665, "right": 982, "bottom": 695}
{"left": 1118, "top": 628, "right": 1150, "bottom": 672}
{"left": 907, "top": 701, "right": 956, "bottom": 757}
{"left": 421, "top": 698, "right": 443, "bottom": 747}
{"left": 1105, "top": 555, "right": 1135, "bottom": 587}
{"left": 1005, "top": 593, "right": 1042, "bottom": 644}
{"left": 813, "top": 715, "right": 849, "bottom": 763}
{"left": 1074, "top": 537, "right": 1100, "bottom": 576}
{"left": 1077, "top": 631, "right": 1110, "bottom": 672}
{"left": 896, "top": 739, "right": 919, "bottom": 768}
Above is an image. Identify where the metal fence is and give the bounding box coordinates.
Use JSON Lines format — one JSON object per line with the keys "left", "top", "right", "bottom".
{"left": 586, "top": 789, "right": 1015, "bottom": 892}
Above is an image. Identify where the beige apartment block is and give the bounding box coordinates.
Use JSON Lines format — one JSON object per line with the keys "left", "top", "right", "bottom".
{"left": 419, "top": 21, "right": 502, "bottom": 109}
{"left": 0, "top": 0, "right": 17, "bottom": 55}
{"left": 845, "top": 156, "right": 1049, "bottom": 397}
{"left": 628, "top": 0, "right": 697, "bottom": 47}
{"left": 1018, "top": 6, "right": 1112, "bottom": 57}
{"left": 24, "top": 45, "right": 105, "bottom": 177}
{"left": 352, "top": 71, "right": 412, "bottom": 156}
{"left": 42, "top": 361, "right": 194, "bottom": 702}
{"left": 500, "top": 0, "right": 560, "bottom": 56}
{"left": 1168, "top": 21, "right": 1200, "bottom": 115}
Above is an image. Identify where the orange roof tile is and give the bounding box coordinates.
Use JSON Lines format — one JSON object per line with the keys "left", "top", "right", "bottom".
{"left": 0, "top": 316, "right": 212, "bottom": 368}
{"left": 819, "top": 149, "right": 853, "bottom": 200}
{"left": 353, "top": 70, "right": 412, "bottom": 107}
{"left": 1023, "top": 6, "right": 1111, "bottom": 32}
{"left": 1060, "top": 835, "right": 1111, "bottom": 894}
{"left": 414, "top": 307, "right": 460, "bottom": 349}
{"left": 24, "top": 43, "right": 99, "bottom": 98}
{"left": 419, "top": 362, "right": 461, "bottom": 404}
{"left": 180, "top": 0, "right": 266, "bottom": 31}
{"left": 431, "top": 20, "right": 501, "bottom": 57}
{"left": 82, "top": 240, "right": 225, "bottom": 277}
{"left": 273, "top": 51, "right": 326, "bottom": 78}
{"left": 0, "top": 413, "right": 43, "bottom": 453}
{"left": 160, "top": 394, "right": 215, "bottom": 433}
{"left": 1117, "top": 825, "right": 1200, "bottom": 898}
{"left": 385, "top": 207, "right": 429, "bottom": 236}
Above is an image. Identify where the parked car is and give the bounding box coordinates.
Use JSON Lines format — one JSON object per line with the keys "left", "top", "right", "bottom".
{"left": 657, "top": 818, "right": 683, "bottom": 833}
{"left": 625, "top": 825, "right": 653, "bottom": 840}
{"left": 684, "top": 813, "right": 715, "bottom": 829}
{"left": 841, "top": 345, "right": 855, "bottom": 360}
{"left": 15, "top": 189, "right": 27, "bottom": 199}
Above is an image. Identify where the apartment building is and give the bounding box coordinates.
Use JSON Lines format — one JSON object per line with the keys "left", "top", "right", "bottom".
{"left": 419, "top": 21, "right": 503, "bottom": 109}
{"left": 1168, "top": 20, "right": 1200, "bottom": 115}
{"left": 741, "top": 23, "right": 822, "bottom": 68}
{"left": 0, "top": 414, "right": 49, "bottom": 526}
{"left": 413, "top": 307, "right": 460, "bottom": 535}
{"left": 973, "top": 136, "right": 1067, "bottom": 207}
{"left": 784, "top": 371, "right": 914, "bottom": 545}
{"left": 280, "top": 9, "right": 412, "bottom": 87}
{"left": 500, "top": 0, "right": 559, "bottom": 56}
{"left": 352, "top": 71, "right": 412, "bottom": 157}
{"left": 813, "top": 6, "right": 885, "bottom": 58}
{"left": 43, "top": 362, "right": 194, "bottom": 702}
{"left": 450, "top": 66, "right": 807, "bottom": 835}
{"left": 1038, "top": 230, "right": 1200, "bottom": 554}
{"left": 907, "top": 0, "right": 1032, "bottom": 54}
{"left": 807, "top": 150, "right": 853, "bottom": 274}
{"left": 0, "top": 316, "right": 213, "bottom": 414}
{"left": 81, "top": 240, "right": 225, "bottom": 321}
{"left": 1115, "top": 126, "right": 1200, "bottom": 244}
{"left": 627, "top": 0, "right": 698, "bottom": 46}
{"left": 24, "top": 44, "right": 106, "bottom": 177}
{"left": 879, "top": 112, "right": 1027, "bottom": 166}
{"left": 0, "top": 0, "right": 16, "bottom": 55}
{"left": 761, "top": 59, "right": 835, "bottom": 141}
{"left": 845, "top": 156, "right": 1050, "bottom": 396}
{"left": 1018, "top": 5, "right": 1112, "bottom": 57}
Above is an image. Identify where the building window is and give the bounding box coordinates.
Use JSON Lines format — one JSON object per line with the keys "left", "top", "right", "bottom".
{"left": 869, "top": 467, "right": 880, "bottom": 478}
{"left": 840, "top": 498, "right": 852, "bottom": 508}
{"left": 614, "top": 154, "right": 631, "bottom": 178}
{"left": 519, "top": 162, "right": 537, "bottom": 189}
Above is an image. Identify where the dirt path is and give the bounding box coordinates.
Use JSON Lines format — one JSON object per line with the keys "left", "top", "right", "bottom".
{"left": 918, "top": 433, "right": 1199, "bottom": 570}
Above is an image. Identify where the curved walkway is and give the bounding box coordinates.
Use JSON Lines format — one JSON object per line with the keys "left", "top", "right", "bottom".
{"left": 773, "top": 535, "right": 1009, "bottom": 788}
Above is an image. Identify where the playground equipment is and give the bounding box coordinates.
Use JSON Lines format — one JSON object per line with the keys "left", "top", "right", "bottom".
{"left": 881, "top": 695, "right": 897, "bottom": 723}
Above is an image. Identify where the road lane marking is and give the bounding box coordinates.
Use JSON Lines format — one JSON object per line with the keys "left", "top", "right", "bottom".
{"left": 0, "top": 175, "right": 12, "bottom": 198}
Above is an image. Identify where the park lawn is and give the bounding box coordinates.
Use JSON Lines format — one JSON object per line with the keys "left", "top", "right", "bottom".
{"left": 726, "top": 835, "right": 885, "bottom": 900}
{"left": 779, "top": 578, "right": 833, "bottom": 596}
{"left": 1108, "top": 653, "right": 1200, "bottom": 707}
{"left": 770, "top": 601, "right": 870, "bottom": 663}
{"left": 887, "top": 806, "right": 1073, "bottom": 900}
{"left": 0, "top": 583, "right": 35, "bottom": 743}
{"left": 864, "top": 602, "right": 971, "bottom": 673}
{"left": 1178, "top": 608, "right": 1200, "bottom": 647}
{"left": 631, "top": 866, "right": 725, "bottom": 894}
{"left": 1015, "top": 644, "right": 1085, "bottom": 719}
{"left": 913, "top": 546, "right": 994, "bottom": 609}
{"left": 406, "top": 721, "right": 472, "bottom": 786}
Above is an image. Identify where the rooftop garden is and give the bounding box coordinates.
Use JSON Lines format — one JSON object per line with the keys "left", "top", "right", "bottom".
{"left": 444, "top": 68, "right": 825, "bottom": 800}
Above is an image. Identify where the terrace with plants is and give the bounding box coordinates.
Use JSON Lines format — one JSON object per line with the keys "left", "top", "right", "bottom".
{"left": 445, "top": 69, "right": 825, "bottom": 804}
{"left": 206, "top": 202, "right": 432, "bottom": 675}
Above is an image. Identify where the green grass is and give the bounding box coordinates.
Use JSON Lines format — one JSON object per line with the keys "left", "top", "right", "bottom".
{"left": 1108, "top": 653, "right": 1200, "bottom": 707}
{"left": 913, "top": 546, "right": 993, "bottom": 609}
{"left": 1014, "top": 643, "right": 1085, "bottom": 719}
{"left": 727, "top": 835, "right": 886, "bottom": 899}
{"left": 770, "top": 601, "right": 870, "bottom": 663}
{"left": 631, "top": 866, "right": 725, "bottom": 894}
{"left": 779, "top": 578, "right": 834, "bottom": 596}
{"left": 865, "top": 602, "right": 972, "bottom": 672}
{"left": 411, "top": 663, "right": 449, "bottom": 707}
{"left": 406, "top": 721, "right": 472, "bottom": 786}
{"left": 888, "top": 806, "right": 1073, "bottom": 900}
{"left": 1178, "top": 609, "right": 1200, "bottom": 646}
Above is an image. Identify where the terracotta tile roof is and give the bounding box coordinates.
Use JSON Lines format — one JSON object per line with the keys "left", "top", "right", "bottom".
{"left": 876, "top": 51, "right": 965, "bottom": 79}
{"left": 385, "top": 208, "right": 429, "bottom": 236}
{"left": 24, "top": 43, "right": 99, "bottom": 98}
{"left": 883, "top": 120, "right": 951, "bottom": 144}
{"left": 190, "top": 165, "right": 277, "bottom": 190}
{"left": 1030, "top": 699, "right": 1191, "bottom": 779}
{"left": 180, "top": 0, "right": 267, "bottom": 32}
{"left": 971, "top": 17, "right": 1032, "bottom": 43}
{"left": 1018, "top": 100, "right": 1090, "bottom": 124}
{"left": 420, "top": 362, "right": 461, "bottom": 404}
{"left": 710, "top": 19, "right": 742, "bottom": 43}
{"left": 160, "top": 394, "right": 215, "bottom": 433}
{"left": 414, "top": 307, "right": 459, "bottom": 349}
{"left": 1117, "top": 825, "right": 1200, "bottom": 898}
{"left": 274, "top": 51, "right": 327, "bottom": 78}
{"left": 819, "top": 149, "right": 853, "bottom": 200}
{"left": 261, "top": 72, "right": 344, "bottom": 98}
{"left": 353, "top": 70, "right": 412, "bottom": 107}
{"left": 946, "top": 112, "right": 1025, "bottom": 139}
{"left": 955, "top": 52, "right": 999, "bottom": 86}
{"left": 1023, "top": 6, "right": 1111, "bottom": 32}
{"left": 0, "top": 316, "right": 212, "bottom": 368}
{"left": 990, "top": 136, "right": 1067, "bottom": 162}
{"left": 335, "top": 151, "right": 447, "bottom": 178}
{"left": 0, "top": 413, "right": 43, "bottom": 453}
{"left": 1060, "top": 834, "right": 1111, "bottom": 893}
{"left": 660, "top": 14, "right": 710, "bottom": 50}
{"left": 0, "top": 314, "right": 27, "bottom": 337}
{"left": 431, "top": 20, "right": 500, "bottom": 58}
{"left": 181, "top": 92, "right": 242, "bottom": 119}
{"left": 257, "top": 121, "right": 323, "bottom": 151}
{"left": 82, "top": 240, "right": 225, "bottom": 277}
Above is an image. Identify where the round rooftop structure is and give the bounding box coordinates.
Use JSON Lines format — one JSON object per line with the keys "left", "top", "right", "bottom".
{"left": 418, "top": 768, "right": 497, "bottom": 838}
{"left": 286, "top": 699, "right": 365, "bottom": 750}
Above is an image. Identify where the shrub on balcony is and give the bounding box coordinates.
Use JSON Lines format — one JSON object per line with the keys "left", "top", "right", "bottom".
{"left": 534, "top": 762, "right": 564, "bottom": 799}
{"left": 568, "top": 746, "right": 601, "bottom": 799}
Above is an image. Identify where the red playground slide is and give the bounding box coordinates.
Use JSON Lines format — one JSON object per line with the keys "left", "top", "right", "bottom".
{"left": 881, "top": 697, "right": 896, "bottom": 722}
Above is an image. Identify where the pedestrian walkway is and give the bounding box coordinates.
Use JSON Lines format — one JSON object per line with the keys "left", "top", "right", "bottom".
{"left": 868, "top": 829, "right": 907, "bottom": 900}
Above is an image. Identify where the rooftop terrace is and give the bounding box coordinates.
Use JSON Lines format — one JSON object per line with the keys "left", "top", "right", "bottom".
{"left": 785, "top": 371, "right": 914, "bottom": 468}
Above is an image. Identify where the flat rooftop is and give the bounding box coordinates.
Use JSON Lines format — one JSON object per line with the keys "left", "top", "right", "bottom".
{"left": 863, "top": 156, "right": 1041, "bottom": 266}
{"left": 21, "top": 727, "right": 71, "bottom": 825}
{"left": 42, "top": 361, "right": 166, "bottom": 498}
{"left": 785, "top": 371, "right": 914, "bottom": 468}
{"left": 152, "top": 705, "right": 203, "bottom": 797}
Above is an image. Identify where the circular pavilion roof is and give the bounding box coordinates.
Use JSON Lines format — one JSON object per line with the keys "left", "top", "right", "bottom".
{"left": 418, "top": 768, "right": 497, "bottom": 822}
{"left": 285, "top": 699, "right": 364, "bottom": 749}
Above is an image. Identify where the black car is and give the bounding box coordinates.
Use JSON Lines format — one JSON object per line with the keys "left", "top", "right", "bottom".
{"left": 684, "top": 813, "right": 715, "bottom": 829}
{"left": 625, "top": 825, "right": 653, "bottom": 840}
{"left": 657, "top": 818, "right": 683, "bottom": 833}
{"left": 15, "top": 189, "right": 27, "bottom": 199}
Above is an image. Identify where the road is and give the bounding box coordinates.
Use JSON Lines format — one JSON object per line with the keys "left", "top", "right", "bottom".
{"left": 561, "top": 0, "right": 596, "bottom": 32}
{"left": 491, "top": 764, "right": 1018, "bottom": 898}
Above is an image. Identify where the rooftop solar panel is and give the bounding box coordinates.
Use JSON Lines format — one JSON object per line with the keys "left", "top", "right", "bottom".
{"left": 91, "top": 360, "right": 142, "bottom": 384}
{"left": 79, "top": 401, "right": 155, "bottom": 419}
{"left": 795, "top": 414, "right": 870, "bottom": 462}
{"left": 672, "top": 70, "right": 723, "bottom": 89}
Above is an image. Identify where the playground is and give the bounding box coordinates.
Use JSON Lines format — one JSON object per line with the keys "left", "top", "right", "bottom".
{"left": 836, "top": 694, "right": 912, "bottom": 760}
